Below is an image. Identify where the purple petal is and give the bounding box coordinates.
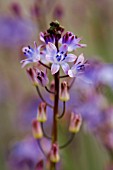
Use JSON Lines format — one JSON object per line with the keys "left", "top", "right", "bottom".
{"left": 59, "top": 44, "right": 68, "bottom": 53}
{"left": 67, "top": 44, "right": 75, "bottom": 52}
{"left": 46, "top": 54, "right": 54, "bottom": 63}
{"left": 74, "top": 37, "right": 82, "bottom": 43}
{"left": 46, "top": 42, "right": 57, "bottom": 56}
{"left": 76, "top": 53, "right": 84, "bottom": 65}
{"left": 65, "top": 54, "right": 77, "bottom": 62}
{"left": 51, "top": 63, "right": 60, "bottom": 75}
{"left": 20, "top": 59, "right": 32, "bottom": 68}
{"left": 40, "top": 32, "right": 45, "bottom": 42}
{"left": 76, "top": 43, "right": 87, "bottom": 48}
{"left": 68, "top": 69, "right": 76, "bottom": 77}
{"left": 61, "top": 63, "right": 70, "bottom": 74}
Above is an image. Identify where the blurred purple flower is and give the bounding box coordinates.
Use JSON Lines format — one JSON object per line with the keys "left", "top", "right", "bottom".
{"left": 53, "top": 5, "right": 64, "bottom": 20}
{"left": 8, "top": 137, "right": 43, "bottom": 170}
{"left": 0, "top": 16, "right": 36, "bottom": 48}
{"left": 8, "top": 136, "right": 51, "bottom": 170}
{"left": 82, "top": 59, "right": 113, "bottom": 89}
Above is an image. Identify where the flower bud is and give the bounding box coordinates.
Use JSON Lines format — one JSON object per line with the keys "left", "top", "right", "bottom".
{"left": 35, "top": 68, "right": 49, "bottom": 87}
{"left": 35, "top": 160, "right": 43, "bottom": 170}
{"left": 69, "top": 112, "right": 82, "bottom": 133}
{"left": 32, "top": 119, "right": 43, "bottom": 139}
{"left": 50, "top": 143, "right": 60, "bottom": 163}
{"left": 37, "top": 102, "right": 47, "bottom": 122}
{"left": 59, "top": 81, "right": 70, "bottom": 101}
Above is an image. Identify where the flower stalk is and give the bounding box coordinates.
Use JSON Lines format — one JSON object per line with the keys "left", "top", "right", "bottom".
{"left": 50, "top": 71, "right": 59, "bottom": 170}
{"left": 20, "top": 20, "right": 86, "bottom": 170}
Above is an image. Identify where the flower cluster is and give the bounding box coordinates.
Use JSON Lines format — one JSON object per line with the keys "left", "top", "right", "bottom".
{"left": 21, "top": 21, "right": 87, "bottom": 78}
{"left": 19, "top": 21, "right": 86, "bottom": 169}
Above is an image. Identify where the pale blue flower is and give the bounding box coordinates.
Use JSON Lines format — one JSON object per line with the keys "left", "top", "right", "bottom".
{"left": 21, "top": 42, "right": 44, "bottom": 68}
{"left": 68, "top": 53, "right": 85, "bottom": 77}
{"left": 46, "top": 42, "right": 77, "bottom": 75}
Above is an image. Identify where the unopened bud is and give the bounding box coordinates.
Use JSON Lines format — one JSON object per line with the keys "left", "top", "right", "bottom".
{"left": 32, "top": 119, "right": 43, "bottom": 139}
{"left": 69, "top": 112, "right": 82, "bottom": 133}
{"left": 59, "top": 81, "right": 70, "bottom": 101}
{"left": 37, "top": 102, "right": 47, "bottom": 122}
{"left": 50, "top": 143, "right": 60, "bottom": 163}
{"left": 35, "top": 160, "right": 43, "bottom": 170}
{"left": 35, "top": 68, "right": 49, "bottom": 87}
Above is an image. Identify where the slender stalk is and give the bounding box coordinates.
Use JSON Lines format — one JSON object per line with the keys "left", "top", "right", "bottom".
{"left": 59, "top": 75, "right": 69, "bottom": 78}
{"left": 50, "top": 39, "right": 59, "bottom": 170}
{"left": 37, "top": 140, "right": 46, "bottom": 157}
{"left": 36, "top": 86, "right": 53, "bottom": 108}
{"left": 50, "top": 71, "right": 59, "bottom": 170}
{"left": 57, "top": 102, "right": 66, "bottom": 119}
{"left": 39, "top": 61, "right": 51, "bottom": 70}
{"left": 41, "top": 123, "right": 51, "bottom": 140}
{"left": 52, "top": 71, "right": 59, "bottom": 142}
{"left": 45, "top": 86, "right": 55, "bottom": 94}
{"left": 68, "top": 77, "right": 76, "bottom": 90}
{"left": 60, "top": 133, "right": 75, "bottom": 149}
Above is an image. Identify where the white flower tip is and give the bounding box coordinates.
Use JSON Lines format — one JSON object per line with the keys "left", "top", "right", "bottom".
{"left": 22, "top": 47, "right": 28, "bottom": 53}
{"left": 40, "top": 32, "right": 45, "bottom": 42}
{"left": 68, "top": 70, "right": 74, "bottom": 77}
{"left": 77, "top": 53, "right": 85, "bottom": 63}
{"left": 34, "top": 41, "right": 37, "bottom": 49}
{"left": 82, "top": 44, "right": 87, "bottom": 47}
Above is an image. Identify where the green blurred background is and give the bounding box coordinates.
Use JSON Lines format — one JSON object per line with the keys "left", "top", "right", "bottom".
{"left": 0, "top": 0, "right": 113, "bottom": 169}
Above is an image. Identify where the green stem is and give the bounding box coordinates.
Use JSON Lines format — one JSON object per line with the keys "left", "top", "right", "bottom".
{"left": 60, "top": 133, "right": 75, "bottom": 149}
{"left": 41, "top": 123, "right": 51, "bottom": 140}
{"left": 36, "top": 86, "right": 53, "bottom": 108}
{"left": 57, "top": 101, "right": 66, "bottom": 119}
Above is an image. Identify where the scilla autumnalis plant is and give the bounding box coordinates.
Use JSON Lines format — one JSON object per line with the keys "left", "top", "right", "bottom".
{"left": 21, "top": 21, "right": 87, "bottom": 170}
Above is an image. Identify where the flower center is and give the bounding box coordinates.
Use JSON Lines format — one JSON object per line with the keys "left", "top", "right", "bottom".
{"left": 56, "top": 52, "right": 66, "bottom": 62}
{"left": 77, "top": 64, "right": 85, "bottom": 71}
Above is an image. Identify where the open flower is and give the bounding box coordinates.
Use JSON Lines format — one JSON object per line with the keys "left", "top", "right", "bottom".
{"left": 46, "top": 42, "right": 77, "bottom": 75}
{"left": 59, "top": 32, "right": 86, "bottom": 52}
{"left": 21, "top": 42, "right": 44, "bottom": 67}
{"left": 68, "top": 53, "right": 85, "bottom": 77}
